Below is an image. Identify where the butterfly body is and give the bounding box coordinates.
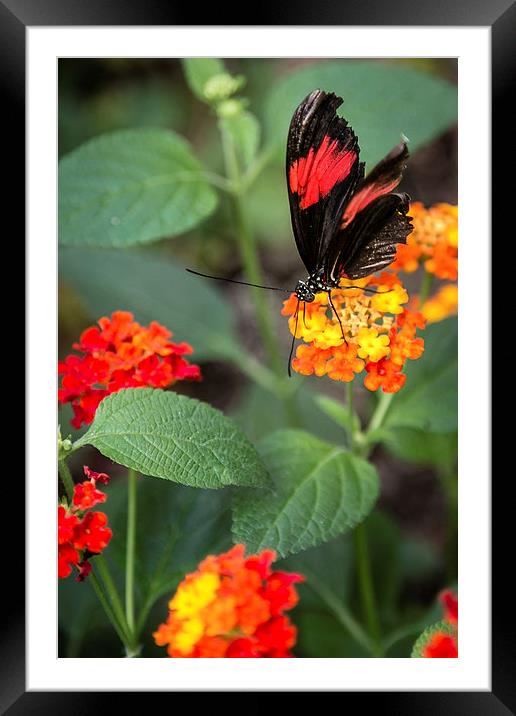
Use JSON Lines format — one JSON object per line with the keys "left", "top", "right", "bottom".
{"left": 294, "top": 269, "right": 338, "bottom": 303}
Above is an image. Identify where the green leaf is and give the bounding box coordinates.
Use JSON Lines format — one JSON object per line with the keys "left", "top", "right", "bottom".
{"left": 411, "top": 620, "right": 457, "bottom": 657}
{"left": 59, "top": 129, "right": 218, "bottom": 247}
{"left": 265, "top": 61, "right": 457, "bottom": 168}
{"left": 59, "top": 247, "right": 239, "bottom": 362}
{"left": 181, "top": 58, "right": 226, "bottom": 101}
{"left": 75, "top": 388, "right": 269, "bottom": 489}
{"left": 220, "top": 111, "right": 260, "bottom": 170}
{"left": 385, "top": 317, "right": 457, "bottom": 432}
{"left": 232, "top": 429, "right": 379, "bottom": 557}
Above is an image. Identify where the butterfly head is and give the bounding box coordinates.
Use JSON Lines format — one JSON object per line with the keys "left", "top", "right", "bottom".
{"left": 295, "top": 280, "right": 316, "bottom": 303}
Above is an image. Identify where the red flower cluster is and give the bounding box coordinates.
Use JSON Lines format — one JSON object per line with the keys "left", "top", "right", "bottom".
{"left": 59, "top": 311, "right": 201, "bottom": 428}
{"left": 153, "top": 544, "right": 304, "bottom": 658}
{"left": 421, "top": 589, "right": 458, "bottom": 658}
{"left": 58, "top": 466, "right": 113, "bottom": 581}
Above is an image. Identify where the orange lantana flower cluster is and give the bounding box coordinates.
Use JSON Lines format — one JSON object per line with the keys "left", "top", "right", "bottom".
{"left": 59, "top": 311, "right": 201, "bottom": 428}
{"left": 282, "top": 273, "right": 425, "bottom": 393}
{"left": 153, "top": 544, "right": 304, "bottom": 658}
{"left": 392, "top": 202, "right": 458, "bottom": 280}
{"left": 420, "top": 589, "right": 458, "bottom": 658}
{"left": 58, "top": 466, "right": 112, "bottom": 581}
{"left": 420, "top": 284, "right": 458, "bottom": 324}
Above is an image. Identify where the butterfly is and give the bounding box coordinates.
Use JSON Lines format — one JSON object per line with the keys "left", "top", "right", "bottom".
{"left": 283, "top": 89, "right": 413, "bottom": 368}
{"left": 287, "top": 88, "right": 411, "bottom": 302}
{"left": 187, "top": 88, "right": 412, "bottom": 372}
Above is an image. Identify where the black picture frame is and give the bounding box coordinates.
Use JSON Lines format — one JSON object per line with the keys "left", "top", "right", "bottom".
{"left": 7, "top": 0, "right": 503, "bottom": 710}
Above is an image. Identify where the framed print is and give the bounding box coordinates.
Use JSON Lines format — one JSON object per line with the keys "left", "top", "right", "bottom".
{"left": 5, "top": 0, "right": 506, "bottom": 709}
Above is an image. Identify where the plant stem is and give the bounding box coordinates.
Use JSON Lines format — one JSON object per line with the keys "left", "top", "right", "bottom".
{"left": 126, "top": 468, "right": 138, "bottom": 636}
{"left": 339, "top": 271, "right": 434, "bottom": 658}
{"left": 219, "top": 119, "right": 300, "bottom": 426}
{"left": 89, "top": 570, "right": 132, "bottom": 649}
{"left": 304, "top": 569, "right": 373, "bottom": 655}
{"left": 58, "top": 456, "right": 135, "bottom": 651}
{"left": 367, "top": 392, "right": 394, "bottom": 436}
{"left": 354, "top": 522, "right": 383, "bottom": 656}
{"left": 345, "top": 381, "right": 355, "bottom": 449}
{"left": 354, "top": 390, "right": 397, "bottom": 656}
{"left": 419, "top": 269, "right": 434, "bottom": 307}
{"left": 96, "top": 555, "right": 127, "bottom": 634}
{"left": 340, "top": 382, "right": 384, "bottom": 656}
{"left": 363, "top": 269, "right": 431, "bottom": 445}
{"left": 202, "top": 171, "right": 233, "bottom": 192}
{"left": 240, "top": 145, "right": 276, "bottom": 190}
{"left": 58, "top": 459, "right": 74, "bottom": 501}
{"left": 220, "top": 123, "right": 283, "bottom": 377}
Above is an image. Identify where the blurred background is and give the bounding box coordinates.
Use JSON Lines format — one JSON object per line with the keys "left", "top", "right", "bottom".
{"left": 58, "top": 58, "right": 457, "bottom": 657}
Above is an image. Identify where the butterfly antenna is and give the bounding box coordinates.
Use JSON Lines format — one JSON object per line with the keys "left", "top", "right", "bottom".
{"left": 343, "top": 285, "right": 394, "bottom": 295}
{"left": 288, "top": 298, "right": 301, "bottom": 378}
{"left": 186, "top": 268, "right": 291, "bottom": 293}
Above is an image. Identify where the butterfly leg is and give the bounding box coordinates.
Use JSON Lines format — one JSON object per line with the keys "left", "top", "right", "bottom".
{"left": 288, "top": 298, "right": 301, "bottom": 377}
{"left": 302, "top": 300, "right": 308, "bottom": 328}
{"left": 327, "top": 290, "right": 347, "bottom": 344}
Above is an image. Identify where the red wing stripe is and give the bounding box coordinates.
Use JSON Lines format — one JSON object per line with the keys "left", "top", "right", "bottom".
{"left": 341, "top": 178, "right": 399, "bottom": 227}
{"left": 289, "top": 135, "right": 357, "bottom": 210}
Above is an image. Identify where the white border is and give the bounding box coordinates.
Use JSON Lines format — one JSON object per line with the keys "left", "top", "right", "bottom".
{"left": 28, "top": 27, "right": 490, "bottom": 690}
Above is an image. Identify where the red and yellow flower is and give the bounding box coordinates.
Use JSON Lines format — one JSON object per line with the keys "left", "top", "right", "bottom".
{"left": 282, "top": 273, "right": 425, "bottom": 393}
{"left": 58, "top": 466, "right": 113, "bottom": 581}
{"left": 392, "top": 202, "right": 458, "bottom": 280}
{"left": 153, "top": 544, "right": 304, "bottom": 658}
{"left": 59, "top": 311, "right": 201, "bottom": 428}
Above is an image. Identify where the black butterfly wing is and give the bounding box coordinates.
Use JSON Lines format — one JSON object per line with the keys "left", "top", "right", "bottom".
{"left": 325, "top": 192, "right": 412, "bottom": 281}
{"left": 286, "top": 89, "right": 363, "bottom": 275}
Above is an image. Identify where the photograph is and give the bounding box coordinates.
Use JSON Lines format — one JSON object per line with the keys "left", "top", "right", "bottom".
{"left": 57, "top": 56, "right": 459, "bottom": 660}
